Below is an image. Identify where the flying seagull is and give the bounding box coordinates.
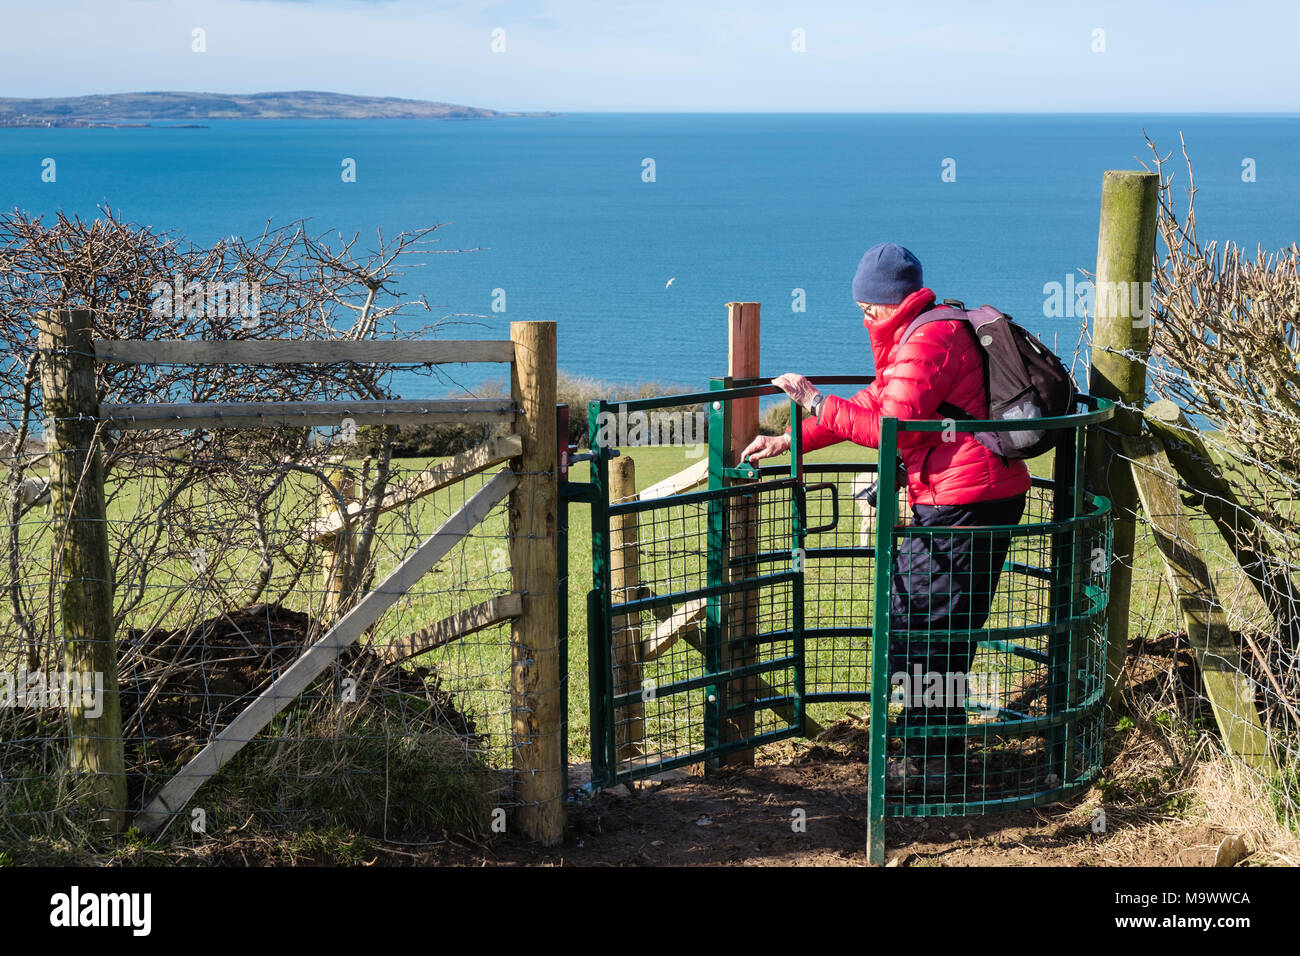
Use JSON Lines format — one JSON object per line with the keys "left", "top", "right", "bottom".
{"left": 665, "top": 277, "right": 676, "bottom": 288}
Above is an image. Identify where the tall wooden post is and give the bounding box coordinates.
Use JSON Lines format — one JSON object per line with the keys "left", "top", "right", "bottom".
{"left": 37, "top": 308, "right": 126, "bottom": 832}
{"left": 319, "top": 462, "right": 357, "bottom": 627}
{"left": 508, "top": 321, "right": 563, "bottom": 844}
{"left": 724, "top": 302, "right": 760, "bottom": 766}
{"left": 1086, "top": 170, "right": 1159, "bottom": 712}
{"left": 608, "top": 455, "right": 645, "bottom": 767}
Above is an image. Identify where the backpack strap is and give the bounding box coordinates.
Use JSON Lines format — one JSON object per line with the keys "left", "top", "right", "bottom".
{"left": 906, "top": 305, "right": 1012, "bottom": 470}
{"left": 898, "top": 302, "right": 979, "bottom": 419}
{"left": 898, "top": 304, "right": 965, "bottom": 347}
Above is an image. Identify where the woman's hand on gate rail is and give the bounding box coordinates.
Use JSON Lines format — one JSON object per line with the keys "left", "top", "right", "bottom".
{"left": 739, "top": 433, "right": 791, "bottom": 465}
{"left": 771, "top": 373, "right": 822, "bottom": 413}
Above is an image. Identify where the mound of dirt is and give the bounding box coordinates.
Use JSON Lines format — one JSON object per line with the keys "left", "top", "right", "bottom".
{"left": 118, "top": 603, "right": 478, "bottom": 782}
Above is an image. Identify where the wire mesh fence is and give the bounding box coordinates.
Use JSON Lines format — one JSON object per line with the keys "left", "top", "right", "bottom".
{"left": 1088, "top": 350, "right": 1300, "bottom": 824}
{"left": 604, "top": 474, "right": 801, "bottom": 778}
{"left": 1, "top": 383, "right": 562, "bottom": 846}
{"left": 1069, "top": 139, "right": 1300, "bottom": 828}
{"left": 878, "top": 480, "right": 1110, "bottom": 813}
{"left": 589, "top": 386, "right": 1109, "bottom": 824}
{"left": 793, "top": 450, "right": 1110, "bottom": 814}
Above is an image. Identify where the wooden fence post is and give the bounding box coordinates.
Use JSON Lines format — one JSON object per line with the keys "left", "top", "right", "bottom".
{"left": 319, "top": 462, "right": 358, "bottom": 627}
{"left": 508, "top": 320, "right": 563, "bottom": 844}
{"left": 1085, "top": 170, "right": 1159, "bottom": 712}
{"left": 608, "top": 455, "right": 645, "bottom": 767}
{"left": 36, "top": 308, "right": 126, "bottom": 832}
{"left": 724, "top": 302, "right": 760, "bottom": 766}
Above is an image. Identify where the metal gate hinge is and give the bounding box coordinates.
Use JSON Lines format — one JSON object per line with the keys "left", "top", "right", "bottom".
{"left": 569, "top": 448, "right": 620, "bottom": 465}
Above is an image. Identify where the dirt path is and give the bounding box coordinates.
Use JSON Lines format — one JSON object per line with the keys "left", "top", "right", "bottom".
{"left": 416, "top": 738, "right": 1242, "bottom": 867}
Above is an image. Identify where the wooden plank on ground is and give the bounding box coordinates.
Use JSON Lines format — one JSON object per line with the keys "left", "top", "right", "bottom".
{"left": 641, "top": 598, "right": 707, "bottom": 660}
{"left": 634, "top": 596, "right": 821, "bottom": 737}
{"left": 94, "top": 339, "right": 515, "bottom": 366}
{"left": 639, "top": 458, "right": 709, "bottom": 501}
{"left": 304, "top": 434, "right": 523, "bottom": 541}
{"left": 133, "top": 467, "right": 519, "bottom": 835}
{"left": 1123, "top": 433, "right": 1274, "bottom": 771}
{"left": 101, "top": 398, "right": 516, "bottom": 430}
{"left": 382, "top": 593, "right": 523, "bottom": 664}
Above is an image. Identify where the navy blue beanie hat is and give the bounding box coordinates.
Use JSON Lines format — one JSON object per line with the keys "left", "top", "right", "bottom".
{"left": 852, "top": 243, "right": 923, "bottom": 305}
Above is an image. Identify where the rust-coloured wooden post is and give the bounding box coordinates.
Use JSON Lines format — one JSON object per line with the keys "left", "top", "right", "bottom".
{"left": 724, "top": 302, "right": 760, "bottom": 766}
{"left": 608, "top": 455, "right": 645, "bottom": 767}
{"left": 1085, "top": 170, "right": 1159, "bottom": 713}
{"left": 37, "top": 308, "right": 126, "bottom": 832}
{"left": 508, "top": 320, "right": 563, "bottom": 844}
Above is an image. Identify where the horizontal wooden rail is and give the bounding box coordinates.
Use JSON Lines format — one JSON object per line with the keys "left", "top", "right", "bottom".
{"left": 382, "top": 593, "right": 523, "bottom": 664}
{"left": 100, "top": 399, "right": 517, "bottom": 430}
{"left": 638, "top": 458, "right": 708, "bottom": 501}
{"left": 94, "top": 339, "right": 515, "bottom": 366}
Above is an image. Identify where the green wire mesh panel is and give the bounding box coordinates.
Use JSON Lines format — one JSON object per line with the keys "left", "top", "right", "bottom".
{"left": 783, "top": 459, "right": 1109, "bottom": 812}
{"left": 879, "top": 481, "right": 1111, "bottom": 816}
{"left": 863, "top": 398, "right": 1115, "bottom": 867}
{"left": 797, "top": 462, "right": 898, "bottom": 708}
{"left": 584, "top": 386, "right": 1112, "bottom": 867}
{"left": 596, "top": 471, "right": 803, "bottom": 785}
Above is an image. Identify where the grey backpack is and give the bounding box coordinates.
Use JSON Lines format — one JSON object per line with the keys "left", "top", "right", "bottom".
{"left": 899, "top": 300, "right": 1078, "bottom": 459}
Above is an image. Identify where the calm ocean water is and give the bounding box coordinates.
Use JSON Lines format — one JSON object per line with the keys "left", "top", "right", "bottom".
{"left": 2, "top": 113, "right": 1298, "bottom": 402}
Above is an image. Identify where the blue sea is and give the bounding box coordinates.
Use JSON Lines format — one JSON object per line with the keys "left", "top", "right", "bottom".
{"left": 3, "top": 113, "right": 1298, "bottom": 402}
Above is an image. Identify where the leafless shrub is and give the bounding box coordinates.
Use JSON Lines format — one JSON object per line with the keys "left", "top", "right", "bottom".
{"left": 1144, "top": 137, "right": 1300, "bottom": 529}
{"left": 1142, "top": 135, "right": 1300, "bottom": 766}
{"left": 0, "top": 206, "right": 473, "bottom": 673}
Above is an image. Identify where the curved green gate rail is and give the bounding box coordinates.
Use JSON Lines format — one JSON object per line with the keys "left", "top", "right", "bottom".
{"left": 584, "top": 379, "right": 1113, "bottom": 865}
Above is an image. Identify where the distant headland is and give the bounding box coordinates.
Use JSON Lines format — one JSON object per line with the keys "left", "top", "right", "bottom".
{"left": 0, "top": 91, "right": 560, "bottom": 128}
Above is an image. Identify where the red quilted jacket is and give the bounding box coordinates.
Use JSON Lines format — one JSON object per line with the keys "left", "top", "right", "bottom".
{"left": 793, "top": 287, "right": 1031, "bottom": 507}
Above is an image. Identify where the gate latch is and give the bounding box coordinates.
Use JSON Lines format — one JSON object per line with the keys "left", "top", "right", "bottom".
{"left": 721, "top": 460, "right": 760, "bottom": 481}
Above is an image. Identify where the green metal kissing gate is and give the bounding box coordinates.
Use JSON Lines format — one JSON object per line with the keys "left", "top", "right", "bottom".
{"left": 585, "top": 381, "right": 815, "bottom": 784}
{"left": 581, "top": 377, "right": 1114, "bottom": 865}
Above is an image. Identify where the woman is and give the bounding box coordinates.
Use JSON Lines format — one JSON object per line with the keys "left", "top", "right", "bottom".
{"left": 740, "top": 242, "right": 1030, "bottom": 792}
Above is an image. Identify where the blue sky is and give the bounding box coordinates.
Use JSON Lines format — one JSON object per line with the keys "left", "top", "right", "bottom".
{"left": 1, "top": 0, "right": 1294, "bottom": 113}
